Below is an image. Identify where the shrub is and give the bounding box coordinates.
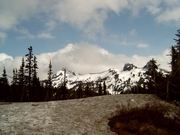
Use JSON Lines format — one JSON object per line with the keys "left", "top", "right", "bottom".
{"left": 108, "top": 102, "right": 180, "bottom": 135}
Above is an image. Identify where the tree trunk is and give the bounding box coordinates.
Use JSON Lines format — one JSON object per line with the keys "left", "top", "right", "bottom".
{"left": 166, "top": 80, "right": 170, "bottom": 101}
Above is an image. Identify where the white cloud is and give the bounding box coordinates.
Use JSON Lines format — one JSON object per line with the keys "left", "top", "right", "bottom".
{"left": 37, "top": 32, "right": 55, "bottom": 39}
{"left": 156, "top": 7, "right": 180, "bottom": 24}
{"left": 0, "top": 53, "right": 13, "bottom": 62}
{"left": 45, "top": 21, "right": 57, "bottom": 31}
{"left": 0, "top": 32, "right": 7, "bottom": 44}
{"left": 14, "top": 27, "right": 35, "bottom": 39}
{"left": 146, "top": 4, "right": 161, "bottom": 15}
{"left": 0, "top": 0, "right": 40, "bottom": 30}
{"left": 0, "top": 0, "right": 180, "bottom": 40}
{"left": 0, "top": 43, "right": 171, "bottom": 81}
{"left": 14, "top": 27, "right": 55, "bottom": 39}
{"left": 0, "top": 53, "right": 21, "bottom": 81}
{"left": 129, "top": 29, "right": 137, "bottom": 36}
{"left": 137, "top": 43, "right": 149, "bottom": 48}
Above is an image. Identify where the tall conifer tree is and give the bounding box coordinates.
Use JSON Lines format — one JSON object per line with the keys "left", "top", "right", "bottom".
{"left": 2, "top": 67, "right": 8, "bottom": 84}
{"left": 103, "top": 81, "right": 107, "bottom": 95}
{"left": 45, "top": 60, "right": 53, "bottom": 101}
{"left": 25, "top": 46, "right": 33, "bottom": 101}
{"left": 12, "top": 69, "right": 18, "bottom": 85}
{"left": 32, "top": 56, "right": 38, "bottom": 84}
{"left": 18, "top": 57, "right": 26, "bottom": 101}
{"left": 31, "top": 56, "right": 40, "bottom": 101}
{"left": 25, "top": 46, "right": 33, "bottom": 87}
{"left": 18, "top": 58, "right": 25, "bottom": 86}
{"left": 62, "top": 68, "right": 67, "bottom": 100}
{"left": 11, "top": 68, "right": 18, "bottom": 101}
{"left": 167, "top": 29, "right": 180, "bottom": 101}
{"left": 47, "top": 60, "right": 53, "bottom": 89}
{"left": 0, "top": 67, "right": 9, "bottom": 101}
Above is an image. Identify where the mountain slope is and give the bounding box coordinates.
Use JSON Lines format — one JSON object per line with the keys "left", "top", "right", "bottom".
{"left": 52, "top": 63, "right": 152, "bottom": 94}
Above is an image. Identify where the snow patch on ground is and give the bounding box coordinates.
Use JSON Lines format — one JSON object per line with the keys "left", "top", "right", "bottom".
{"left": 0, "top": 94, "right": 178, "bottom": 135}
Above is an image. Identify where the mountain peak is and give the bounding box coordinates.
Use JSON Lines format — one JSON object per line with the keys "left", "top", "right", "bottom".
{"left": 52, "top": 64, "right": 149, "bottom": 94}
{"left": 123, "top": 63, "right": 137, "bottom": 71}
{"left": 143, "top": 60, "right": 156, "bottom": 70}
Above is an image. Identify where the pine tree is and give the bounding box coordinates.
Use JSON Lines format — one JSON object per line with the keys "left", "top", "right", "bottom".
{"left": 45, "top": 60, "right": 53, "bottom": 101}
{"left": 174, "top": 29, "right": 180, "bottom": 53}
{"left": 0, "top": 67, "right": 9, "bottom": 101}
{"left": 2, "top": 67, "right": 8, "bottom": 84}
{"left": 12, "top": 69, "right": 18, "bottom": 85}
{"left": 30, "top": 56, "right": 40, "bottom": 101}
{"left": 25, "top": 46, "right": 34, "bottom": 101}
{"left": 18, "top": 58, "right": 25, "bottom": 86}
{"left": 25, "top": 46, "right": 33, "bottom": 87}
{"left": 170, "top": 46, "right": 177, "bottom": 72}
{"left": 61, "top": 68, "right": 67, "bottom": 100}
{"left": 47, "top": 60, "right": 53, "bottom": 89}
{"left": 11, "top": 68, "right": 18, "bottom": 101}
{"left": 145, "top": 58, "right": 159, "bottom": 94}
{"left": 103, "top": 81, "right": 107, "bottom": 95}
{"left": 77, "top": 82, "right": 83, "bottom": 98}
{"left": 18, "top": 57, "right": 25, "bottom": 101}
{"left": 166, "top": 29, "right": 180, "bottom": 101}
{"left": 85, "top": 83, "right": 90, "bottom": 97}
{"left": 32, "top": 56, "right": 38, "bottom": 84}
{"left": 98, "top": 82, "right": 102, "bottom": 96}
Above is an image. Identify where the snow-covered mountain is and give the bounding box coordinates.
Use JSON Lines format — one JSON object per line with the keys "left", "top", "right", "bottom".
{"left": 52, "top": 62, "right": 168, "bottom": 94}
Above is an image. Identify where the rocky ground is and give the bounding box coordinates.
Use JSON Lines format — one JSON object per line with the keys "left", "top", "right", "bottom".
{"left": 0, "top": 94, "right": 178, "bottom": 135}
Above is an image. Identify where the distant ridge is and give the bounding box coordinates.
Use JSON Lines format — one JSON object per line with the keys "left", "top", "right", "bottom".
{"left": 52, "top": 62, "right": 168, "bottom": 94}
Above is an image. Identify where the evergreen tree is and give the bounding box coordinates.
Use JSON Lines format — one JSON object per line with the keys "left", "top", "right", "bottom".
{"left": 145, "top": 58, "right": 159, "bottom": 94}
{"left": 25, "top": 46, "right": 34, "bottom": 101}
{"left": 114, "top": 74, "right": 119, "bottom": 94}
{"left": 47, "top": 60, "right": 53, "bottom": 89}
{"left": 11, "top": 68, "right": 18, "bottom": 101}
{"left": 30, "top": 56, "right": 40, "bottom": 101}
{"left": 98, "top": 82, "right": 102, "bottom": 96}
{"left": 32, "top": 56, "right": 38, "bottom": 84}
{"left": 18, "top": 57, "right": 26, "bottom": 101}
{"left": 85, "top": 83, "right": 90, "bottom": 97}
{"left": 103, "top": 81, "right": 107, "bottom": 95}
{"left": 18, "top": 58, "right": 25, "bottom": 86}
{"left": 12, "top": 69, "right": 18, "bottom": 85}
{"left": 25, "top": 46, "right": 33, "bottom": 87}
{"left": 77, "top": 82, "right": 83, "bottom": 98}
{"left": 174, "top": 29, "right": 180, "bottom": 53}
{"left": 45, "top": 60, "right": 53, "bottom": 101}
{"left": 170, "top": 46, "right": 177, "bottom": 72}
{"left": 166, "top": 29, "right": 180, "bottom": 101}
{"left": 61, "top": 68, "right": 67, "bottom": 100}
{"left": 0, "top": 67, "right": 9, "bottom": 101}
{"left": 2, "top": 67, "right": 8, "bottom": 84}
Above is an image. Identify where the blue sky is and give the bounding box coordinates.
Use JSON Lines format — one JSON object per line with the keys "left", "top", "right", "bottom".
{"left": 0, "top": 0, "right": 180, "bottom": 80}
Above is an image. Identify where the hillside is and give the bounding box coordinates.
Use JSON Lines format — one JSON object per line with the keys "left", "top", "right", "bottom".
{"left": 0, "top": 94, "right": 178, "bottom": 135}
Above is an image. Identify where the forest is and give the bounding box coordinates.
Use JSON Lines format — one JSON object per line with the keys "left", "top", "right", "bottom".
{"left": 0, "top": 29, "right": 180, "bottom": 102}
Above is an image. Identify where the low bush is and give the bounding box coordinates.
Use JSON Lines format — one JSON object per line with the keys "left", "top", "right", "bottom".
{"left": 108, "top": 102, "right": 180, "bottom": 135}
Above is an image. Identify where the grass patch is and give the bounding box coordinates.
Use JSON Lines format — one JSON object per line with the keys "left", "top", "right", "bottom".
{"left": 108, "top": 102, "right": 180, "bottom": 135}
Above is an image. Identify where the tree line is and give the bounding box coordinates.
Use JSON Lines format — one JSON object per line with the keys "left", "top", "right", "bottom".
{"left": 128, "top": 29, "right": 180, "bottom": 102}
{"left": 1, "top": 29, "right": 180, "bottom": 102}
{"left": 0, "top": 46, "right": 107, "bottom": 102}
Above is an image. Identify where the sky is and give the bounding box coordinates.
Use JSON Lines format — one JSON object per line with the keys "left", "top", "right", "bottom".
{"left": 0, "top": 0, "right": 180, "bottom": 81}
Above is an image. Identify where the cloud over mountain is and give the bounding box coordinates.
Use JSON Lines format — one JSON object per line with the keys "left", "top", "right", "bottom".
{"left": 0, "top": 42, "right": 170, "bottom": 81}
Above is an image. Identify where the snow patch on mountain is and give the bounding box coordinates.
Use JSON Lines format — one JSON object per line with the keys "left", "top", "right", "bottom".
{"left": 52, "top": 63, "right": 151, "bottom": 94}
